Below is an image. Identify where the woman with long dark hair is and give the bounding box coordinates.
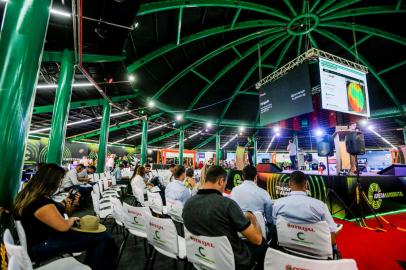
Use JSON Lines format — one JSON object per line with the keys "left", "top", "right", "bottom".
{"left": 14, "top": 163, "right": 118, "bottom": 270}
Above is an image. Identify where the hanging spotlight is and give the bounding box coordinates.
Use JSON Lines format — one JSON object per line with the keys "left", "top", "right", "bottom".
{"left": 176, "top": 114, "right": 183, "bottom": 121}
{"left": 128, "top": 74, "right": 135, "bottom": 82}
{"left": 273, "top": 126, "right": 280, "bottom": 133}
{"left": 148, "top": 100, "right": 155, "bottom": 108}
{"left": 239, "top": 127, "right": 245, "bottom": 132}
{"left": 276, "top": 132, "right": 281, "bottom": 137}
{"left": 360, "top": 119, "right": 368, "bottom": 126}
{"left": 314, "top": 128, "right": 324, "bottom": 137}
{"left": 206, "top": 122, "right": 213, "bottom": 128}
{"left": 134, "top": 22, "right": 139, "bottom": 29}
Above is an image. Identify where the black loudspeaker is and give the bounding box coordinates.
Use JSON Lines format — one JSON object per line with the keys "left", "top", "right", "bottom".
{"left": 317, "top": 135, "right": 334, "bottom": 157}
{"left": 345, "top": 132, "right": 365, "bottom": 155}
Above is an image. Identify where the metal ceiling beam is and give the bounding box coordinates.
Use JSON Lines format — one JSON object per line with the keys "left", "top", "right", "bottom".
{"left": 315, "top": 28, "right": 403, "bottom": 111}
{"left": 319, "top": 22, "right": 406, "bottom": 46}
{"left": 396, "top": 0, "right": 403, "bottom": 10}
{"left": 32, "top": 94, "right": 139, "bottom": 114}
{"left": 232, "top": 46, "right": 242, "bottom": 58}
{"left": 193, "top": 128, "right": 225, "bottom": 150}
{"left": 370, "top": 105, "right": 406, "bottom": 119}
{"left": 308, "top": 32, "right": 319, "bottom": 49}
{"left": 378, "top": 60, "right": 406, "bottom": 75}
{"left": 147, "top": 123, "right": 193, "bottom": 146}
{"left": 230, "top": 8, "right": 241, "bottom": 29}
{"left": 42, "top": 51, "right": 125, "bottom": 63}
{"left": 350, "top": 33, "right": 373, "bottom": 50}
{"left": 273, "top": 36, "right": 296, "bottom": 70}
{"left": 283, "top": 0, "right": 297, "bottom": 16}
{"left": 310, "top": 0, "right": 322, "bottom": 12}
{"left": 238, "top": 91, "right": 258, "bottom": 96}
{"left": 319, "top": 0, "right": 361, "bottom": 17}
{"left": 152, "top": 28, "right": 283, "bottom": 100}
{"left": 126, "top": 20, "right": 285, "bottom": 73}
{"left": 321, "top": 6, "right": 406, "bottom": 21}
{"left": 137, "top": 0, "right": 290, "bottom": 20}
{"left": 177, "top": 8, "right": 183, "bottom": 45}
{"left": 68, "top": 113, "right": 163, "bottom": 141}
{"left": 261, "top": 64, "right": 275, "bottom": 69}
{"left": 297, "top": 35, "right": 303, "bottom": 57}
{"left": 188, "top": 32, "right": 286, "bottom": 110}
{"left": 191, "top": 69, "right": 211, "bottom": 84}
{"left": 219, "top": 35, "right": 290, "bottom": 122}
{"left": 315, "top": 0, "right": 336, "bottom": 14}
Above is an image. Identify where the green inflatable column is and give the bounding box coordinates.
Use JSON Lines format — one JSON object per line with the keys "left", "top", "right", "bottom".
{"left": 140, "top": 118, "right": 148, "bottom": 165}
{"left": 97, "top": 100, "right": 111, "bottom": 173}
{"left": 216, "top": 133, "right": 221, "bottom": 166}
{"left": 179, "top": 127, "right": 184, "bottom": 165}
{"left": 0, "top": 0, "right": 52, "bottom": 208}
{"left": 46, "top": 49, "right": 75, "bottom": 165}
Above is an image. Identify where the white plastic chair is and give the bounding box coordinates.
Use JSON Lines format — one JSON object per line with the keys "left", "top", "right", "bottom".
{"left": 276, "top": 217, "right": 333, "bottom": 259}
{"left": 146, "top": 191, "right": 167, "bottom": 215}
{"left": 122, "top": 202, "right": 150, "bottom": 238}
{"left": 184, "top": 228, "right": 235, "bottom": 270}
{"left": 264, "top": 248, "right": 358, "bottom": 270}
{"left": 144, "top": 214, "right": 186, "bottom": 269}
{"left": 253, "top": 212, "right": 267, "bottom": 239}
{"left": 3, "top": 229, "right": 90, "bottom": 270}
{"left": 131, "top": 184, "right": 147, "bottom": 206}
{"left": 111, "top": 198, "right": 124, "bottom": 227}
{"left": 166, "top": 199, "right": 184, "bottom": 223}
{"left": 91, "top": 191, "right": 112, "bottom": 220}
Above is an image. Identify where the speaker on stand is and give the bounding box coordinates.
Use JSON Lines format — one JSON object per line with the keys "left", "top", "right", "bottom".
{"left": 345, "top": 132, "right": 384, "bottom": 229}
{"left": 318, "top": 135, "right": 357, "bottom": 219}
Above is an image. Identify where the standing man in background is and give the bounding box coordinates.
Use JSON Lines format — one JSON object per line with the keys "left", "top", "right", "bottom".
{"left": 287, "top": 139, "right": 297, "bottom": 170}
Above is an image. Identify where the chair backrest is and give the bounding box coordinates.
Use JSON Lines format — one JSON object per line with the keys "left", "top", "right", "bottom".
{"left": 132, "top": 185, "right": 145, "bottom": 205}
{"left": 111, "top": 198, "right": 123, "bottom": 223}
{"left": 264, "top": 248, "right": 358, "bottom": 270}
{"left": 111, "top": 175, "right": 117, "bottom": 186}
{"left": 14, "top": 221, "right": 27, "bottom": 251}
{"left": 8, "top": 256, "right": 21, "bottom": 270}
{"left": 185, "top": 229, "right": 235, "bottom": 270}
{"left": 253, "top": 212, "right": 267, "bottom": 239}
{"left": 122, "top": 202, "right": 150, "bottom": 234}
{"left": 93, "top": 184, "right": 101, "bottom": 199}
{"left": 98, "top": 179, "right": 104, "bottom": 193}
{"left": 147, "top": 191, "right": 164, "bottom": 215}
{"left": 93, "top": 173, "right": 100, "bottom": 182}
{"left": 3, "top": 229, "right": 33, "bottom": 270}
{"left": 166, "top": 199, "right": 184, "bottom": 223}
{"left": 276, "top": 217, "right": 333, "bottom": 258}
{"left": 91, "top": 191, "right": 100, "bottom": 215}
{"left": 145, "top": 214, "right": 179, "bottom": 258}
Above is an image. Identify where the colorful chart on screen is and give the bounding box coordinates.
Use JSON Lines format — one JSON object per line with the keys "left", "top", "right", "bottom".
{"left": 319, "top": 58, "right": 370, "bottom": 117}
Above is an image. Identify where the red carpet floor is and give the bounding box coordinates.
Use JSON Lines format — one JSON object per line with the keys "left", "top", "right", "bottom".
{"left": 335, "top": 213, "right": 406, "bottom": 270}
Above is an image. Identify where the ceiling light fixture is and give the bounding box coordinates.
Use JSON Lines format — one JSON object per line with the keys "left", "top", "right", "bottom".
{"left": 113, "top": 123, "right": 167, "bottom": 144}
{"left": 36, "top": 82, "right": 93, "bottom": 89}
{"left": 148, "top": 101, "right": 155, "bottom": 108}
{"left": 222, "top": 134, "right": 238, "bottom": 149}
{"left": 128, "top": 75, "right": 135, "bottom": 82}
{"left": 50, "top": 8, "right": 71, "bottom": 18}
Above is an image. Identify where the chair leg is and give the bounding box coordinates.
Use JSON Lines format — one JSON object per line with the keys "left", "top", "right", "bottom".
{"left": 183, "top": 260, "right": 189, "bottom": 270}
{"left": 143, "top": 238, "right": 148, "bottom": 258}
{"left": 149, "top": 249, "right": 158, "bottom": 270}
{"left": 115, "top": 230, "right": 129, "bottom": 267}
{"left": 143, "top": 248, "right": 154, "bottom": 270}
{"left": 173, "top": 259, "right": 178, "bottom": 270}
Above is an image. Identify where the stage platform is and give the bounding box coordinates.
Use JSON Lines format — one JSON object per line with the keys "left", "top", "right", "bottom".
{"left": 226, "top": 169, "right": 406, "bottom": 219}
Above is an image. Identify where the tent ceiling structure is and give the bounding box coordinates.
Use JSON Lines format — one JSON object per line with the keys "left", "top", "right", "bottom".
{"left": 1, "top": 0, "right": 405, "bottom": 151}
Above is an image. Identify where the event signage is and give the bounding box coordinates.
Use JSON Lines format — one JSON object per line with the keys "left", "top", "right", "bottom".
{"left": 319, "top": 58, "right": 370, "bottom": 117}
{"left": 259, "top": 63, "right": 313, "bottom": 126}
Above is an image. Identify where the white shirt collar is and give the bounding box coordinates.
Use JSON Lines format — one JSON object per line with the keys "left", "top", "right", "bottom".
{"left": 289, "top": 191, "right": 307, "bottom": 196}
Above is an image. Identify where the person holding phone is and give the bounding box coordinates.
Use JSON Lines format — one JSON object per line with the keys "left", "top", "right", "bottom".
{"left": 14, "top": 163, "right": 118, "bottom": 270}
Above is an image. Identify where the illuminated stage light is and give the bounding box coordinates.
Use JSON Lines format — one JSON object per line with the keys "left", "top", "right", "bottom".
{"left": 273, "top": 126, "right": 280, "bottom": 133}
{"left": 148, "top": 101, "right": 155, "bottom": 108}
{"left": 315, "top": 128, "right": 324, "bottom": 137}
{"left": 176, "top": 114, "right": 183, "bottom": 121}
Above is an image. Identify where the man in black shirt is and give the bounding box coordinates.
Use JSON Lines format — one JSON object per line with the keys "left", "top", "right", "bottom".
{"left": 183, "top": 166, "right": 265, "bottom": 270}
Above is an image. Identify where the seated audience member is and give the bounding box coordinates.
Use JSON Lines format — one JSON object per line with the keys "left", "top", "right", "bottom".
{"left": 191, "top": 164, "right": 208, "bottom": 195}
{"left": 14, "top": 163, "right": 118, "bottom": 270}
{"left": 231, "top": 165, "right": 273, "bottom": 229}
{"left": 61, "top": 164, "right": 88, "bottom": 190}
{"left": 112, "top": 163, "right": 130, "bottom": 184}
{"left": 183, "top": 166, "right": 266, "bottom": 270}
{"left": 131, "top": 166, "right": 148, "bottom": 194}
{"left": 184, "top": 167, "right": 196, "bottom": 190}
{"left": 162, "top": 163, "right": 175, "bottom": 186}
{"left": 144, "top": 163, "right": 154, "bottom": 181}
{"left": 272, "top": 171, "right": 340, "bottom": 245}
{"left": 77, "top": 165, "right": 96, "bottom": 180}
{"left": 165, "top": 165, "right": 191, "bottom": 205}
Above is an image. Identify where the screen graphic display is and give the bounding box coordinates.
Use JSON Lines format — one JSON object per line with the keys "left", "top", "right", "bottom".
{"left": 319, "top": 58, "right": 370, "bottom": 117}
{"left": 259, "top": 63, "right": 313, "bottom": 126}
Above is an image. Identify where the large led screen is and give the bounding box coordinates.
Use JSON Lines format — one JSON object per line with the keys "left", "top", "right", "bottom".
{"left": 259, "top": 63, "right": 313, "bottom": 126}
{"left": 319, "top": 58, "right": 370, "bottom": 117}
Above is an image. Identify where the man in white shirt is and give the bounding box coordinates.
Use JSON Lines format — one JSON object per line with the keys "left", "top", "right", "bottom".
{"left": 162, "top": 163, "right": 175, "bottom": 187}
{"left": 165, "top": 165, "right": 191, "bottom": 205}
{"left": 106, "top": 155, "right": 115, "bottom": 172}
{"left": 272, "top": 171, "right": 340, "bottom": 245}
{"left": 61, "top": 164, "right": 89, "bottom": 190}
{"left": 287, "top": 139, "right": 297, "bottom": 170}
{"left": 231, "top": 165, "right": 273, "bottom": 228}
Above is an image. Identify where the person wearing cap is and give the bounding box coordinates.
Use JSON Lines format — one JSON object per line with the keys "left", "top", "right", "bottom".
{"left": 14, "top": 163, "right": 118, "bottom": 270}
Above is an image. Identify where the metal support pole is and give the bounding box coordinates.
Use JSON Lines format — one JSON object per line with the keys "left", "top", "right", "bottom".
{"left": 0, "top": 0, "right": 52, "bottom": 208}
{"left": 179, "top": 127, "right": 184, "bottom": 165}
{"left": 97, "top": 100, "right": 111, "bottom": 173}
{"left": 253, "top": 136, "right": 258, "bottom": 166}
{"left": 46, "top": 49, "right": 75, "bottom": 165}
{"left": 140, "top": 118, "right": 148, "bottom": 165}
{"left": 216, "top": 133, "right": 221, "bottom": 166}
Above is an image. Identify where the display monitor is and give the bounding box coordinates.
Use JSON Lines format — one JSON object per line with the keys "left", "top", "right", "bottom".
{"left": 319, "top": 58, "right": 370, "bottom": 117}
{"left": 259, "top": 63, "right": 313, "bottom": 126}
